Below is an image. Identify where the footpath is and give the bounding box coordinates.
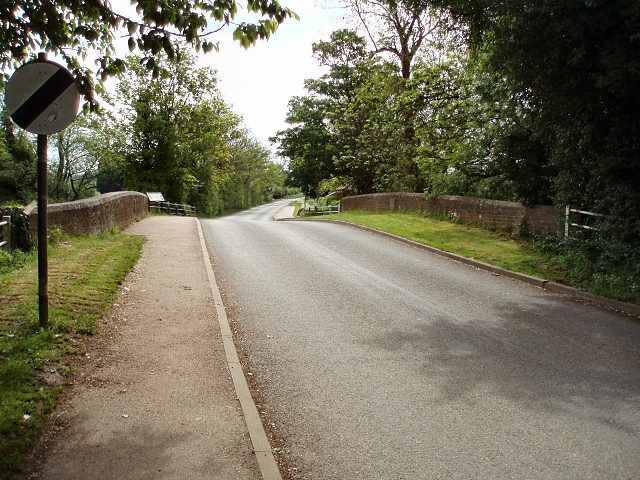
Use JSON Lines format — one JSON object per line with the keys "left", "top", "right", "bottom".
{"left": 35, "top": 216, "right": 274, "bottom": 479}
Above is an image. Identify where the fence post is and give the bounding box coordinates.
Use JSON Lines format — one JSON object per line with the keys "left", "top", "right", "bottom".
{"left": 565, "top": 205, "right": 570, "bottom": 238}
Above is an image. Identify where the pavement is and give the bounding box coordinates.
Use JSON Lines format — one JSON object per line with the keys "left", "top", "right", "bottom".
{"left": 35, "top": 215, "right": 280, "bottom": 480}
{"left": 272, "top": 205, "right": 295, "bottom": 221}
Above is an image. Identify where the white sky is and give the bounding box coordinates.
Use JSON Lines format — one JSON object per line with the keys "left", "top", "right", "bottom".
{"left": 202, "top": 1, "right": 348, "bottom": 151}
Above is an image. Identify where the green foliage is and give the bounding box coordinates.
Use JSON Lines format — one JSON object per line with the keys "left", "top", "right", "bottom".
{"left": 533, "top": 232, "right": 640, "bottom": 304}
{"left": 50, "top": 112, "right": 121, "bottom": 202}
{"left": 116, "top": 48, "right": 283, "bottom": 215}
{"left": 275, "top": 21, "right": 469, "bottom": 196}
{"left": 0, "top": 249, "right": 29, "bottom": 275}
{"left": 272, "top": 95, "right": 336, "bottom": 198}
{"left": 0, "top": 108, "right": 36, "bottom": 205}
{"left": 425, "top": 0, "right": 640, "bottom": 301}
{"left": 1, "top": 0, "right": 297, "bottom": 108}
{"left": 0, "top": 206, "right": 33, "bottom": 252}
{"left": 220, "top": 135, "right": 281, "bottom": 211}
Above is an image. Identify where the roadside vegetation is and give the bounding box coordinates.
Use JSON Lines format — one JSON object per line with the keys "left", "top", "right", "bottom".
{"left": 325, "top": 210, "right": 639, "bottom": 305}
{"left": 0, "top": 228, "right": 144, "bottom": 476}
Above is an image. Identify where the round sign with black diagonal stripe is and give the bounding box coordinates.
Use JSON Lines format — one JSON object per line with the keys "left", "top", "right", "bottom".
{"left": 5, "top": 58, "right": 80, "bottom": 135}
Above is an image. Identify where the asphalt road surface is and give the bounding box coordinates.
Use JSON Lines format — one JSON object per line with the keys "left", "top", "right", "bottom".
{"left": 201, "top": 200, "right": 640, "bottom": 480}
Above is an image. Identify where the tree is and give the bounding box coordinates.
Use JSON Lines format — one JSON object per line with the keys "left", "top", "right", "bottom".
{"left": 223, "top": 133, "right": 278, "bottom": 210}
{"left": 343, "top": 0, "right": 461, "bottom": 191}
{"left": 428, "top": 0, "right": 640, "bottom": 293}
{"left": 116, "top": 47, "right": 282, "bottom": 215}
{"left": 330, "top": 62, "right": 408, "bottom": 193}
{"left": 51, "top": 113, "right": 120, "bottom": 201}
{"left": 274, "top": 29, "right": 401, "bottom": 195}
{"left": 407, "top": 57, "right": 472, "bottom": 193}
{"left": 1, "top": 1, "right": 298, "bottom": 107}
{"left": 180, "top": 97, "right": 240, "bottom": 214}
{"left": 117, "top": 48, "right": 235, "bottom": 211}
{"left": 272, "top": 95, "right": 336, "bottom": 198}
{"left": 345, "top": 0, "right": 450, "bottom": 80}
{"left": 0, "top": 107, "right": 36, "bottom": 204}
{"left": 426, "top": 0, "right": 640, "bottom": 205}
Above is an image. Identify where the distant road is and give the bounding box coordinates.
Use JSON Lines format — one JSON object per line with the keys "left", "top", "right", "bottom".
{"left": 201, "top": 200, "right": 640, "bottom": 479}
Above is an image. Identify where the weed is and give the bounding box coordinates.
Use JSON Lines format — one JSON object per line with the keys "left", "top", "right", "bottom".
{"left": 47, "top": 226, "right": 67, "bottom": 246}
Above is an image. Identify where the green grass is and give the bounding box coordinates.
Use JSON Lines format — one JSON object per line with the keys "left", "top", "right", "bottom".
{"left": 325, "top": 210, "right": 638, "bottom": 304}
{"left": 329, "top": 210, "right": 570, "bottom": 283}
{"left": 0, "top": 229, "right": 145, "bottom": 476}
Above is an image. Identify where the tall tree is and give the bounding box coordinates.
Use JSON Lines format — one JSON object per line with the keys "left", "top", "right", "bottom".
{"left": 223, "top": 133, "right": 278, "bottom": 210}
{"left": 426, "top": 0, "right": 640, "bottom": 208}
{"left": 274, "top": 29, "right": 393, "bottom": 195}
{"left": 344, "top": 0, "right": 459, "bottom": 190}
{"left": 117, "top": 48, "right": 234, "bottom": 210}
{"left": 51, "top": 113, "right": 119, "bottom": 201}
{"left": 345, "top": 0, "right": 448, "bottom": 79}
{"left": 272, "top": 95, "right": 336, "bottom": 199}
{"left": 117, "top": 47, "right": 282, "bottom": 214}
{"left": 427, "top": 0, "right": 640, "bottom": 291}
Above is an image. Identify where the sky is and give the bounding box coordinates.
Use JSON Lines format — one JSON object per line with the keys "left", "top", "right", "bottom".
{"left": 203, "top": 1, "right": 349, "bottom": 152}
{"left": 6, "top": 1, "right": 351, "bottom": 156}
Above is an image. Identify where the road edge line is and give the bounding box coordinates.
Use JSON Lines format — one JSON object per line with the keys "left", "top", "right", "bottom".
{"left": 196, "top": 218, "right": 283, "bottom": 480}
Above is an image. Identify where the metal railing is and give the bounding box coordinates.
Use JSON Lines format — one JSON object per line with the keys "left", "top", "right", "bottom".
{"left": 565, "top": 206, "right": 604, "bottom": 238}
{"left": 150, "top": 201, "right": 196, "bottom": 217}
{"left": 0, "top": 215, "right": 11, "bottom": 251}
{"left": 306, "top": 205, "right": 340, "bottom": 215}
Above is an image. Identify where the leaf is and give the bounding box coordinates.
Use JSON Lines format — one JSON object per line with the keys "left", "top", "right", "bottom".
{"left": 127, "top": 22, "right": 138, "bottom": 36}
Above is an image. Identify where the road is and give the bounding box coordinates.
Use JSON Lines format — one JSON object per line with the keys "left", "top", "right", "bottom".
{"left": 200, "top": 200, "right": 640, "bottom": 479}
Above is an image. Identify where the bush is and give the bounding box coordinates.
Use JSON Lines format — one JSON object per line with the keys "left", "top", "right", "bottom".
{"left": 0, "top": 248, "right": 31, "bottom": 275}
{"left": 533, "top": 230, "right": 640, "bottom": 303}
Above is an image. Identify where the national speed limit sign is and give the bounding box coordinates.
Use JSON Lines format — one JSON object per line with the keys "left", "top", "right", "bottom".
{"left": 5, "top": 58, "right": 80, "bottom": 135}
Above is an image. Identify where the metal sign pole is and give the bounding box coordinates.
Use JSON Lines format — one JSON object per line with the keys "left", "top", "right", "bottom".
{"left": 37, "top": 133, "right": 48, "bottom": 328}
{"left": 5, "top": 52, "right": 80, "bottom": 330}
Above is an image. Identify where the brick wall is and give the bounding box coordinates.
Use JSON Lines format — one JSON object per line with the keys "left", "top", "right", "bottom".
{"left": 341, "top": 193, "right": 561, "bottom": 234}
{"left": 29, "top": 191, "right": 149, "bottom": 236}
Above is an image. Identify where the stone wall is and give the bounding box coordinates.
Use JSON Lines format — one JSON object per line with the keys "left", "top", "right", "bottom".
{"left": 341, "top": 193, "right": 561, "bottom": 234}
{"left": 29, "top": 191, "right": 149, "bottom": 236}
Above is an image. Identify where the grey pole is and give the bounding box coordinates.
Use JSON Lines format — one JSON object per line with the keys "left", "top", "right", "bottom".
{"left": 37, "top": 131, "right": 48, "bottom": 328}
{"left": 37, "top": 50, "right": 49, "bottom": 328}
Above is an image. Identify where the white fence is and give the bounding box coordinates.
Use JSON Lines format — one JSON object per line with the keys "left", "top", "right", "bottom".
{"left": 0, "top": 216, "right": 11, "bottom": 251}
{"left": 565, "top": 206, "right": 604, "bottom": 238}
{"left": 305, "top": 205, "right": 340, "bottom": 215}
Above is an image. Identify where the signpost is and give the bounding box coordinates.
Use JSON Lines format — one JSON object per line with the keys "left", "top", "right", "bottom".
{"left": 4, "top": 53, "right": 80, "bottom": 327}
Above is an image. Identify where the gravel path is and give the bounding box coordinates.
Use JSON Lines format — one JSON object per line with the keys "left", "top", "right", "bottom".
{"left": 35, "top": 216, "right": 260, "bottom": 479}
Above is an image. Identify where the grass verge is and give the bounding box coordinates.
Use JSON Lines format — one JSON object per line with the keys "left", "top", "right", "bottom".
{"left": 0, "top": 228, "right": 145, "bottom": 476}
{"left": 329, "top": 209, "right": 569, "bottom": 281}
{"left": 327, "top": 210, "right": 638, "bottom": 304}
